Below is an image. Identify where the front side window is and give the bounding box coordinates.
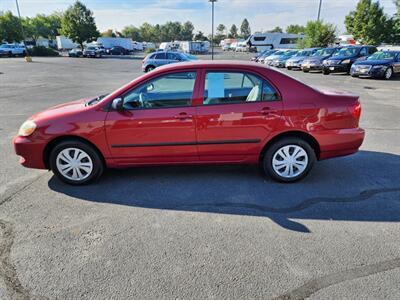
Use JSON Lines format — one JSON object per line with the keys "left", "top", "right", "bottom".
{"left": 203, "top": 72, "right": 279, "bottom": 105}
{"left": 154, "top": 53, "right": 166, "bottom": 59}
{"left": 167, "top": 52, "right": 181, "bottom": 60}
{"left": 360, "top": 47, "right": 368, "bottom": 56}
{"left": 122, "top": 72, "right": 197, "bottom": 110}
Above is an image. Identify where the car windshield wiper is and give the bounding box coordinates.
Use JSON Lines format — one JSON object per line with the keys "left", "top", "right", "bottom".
{"left": 86, "top": 94, "right": 108, "bottom": 106}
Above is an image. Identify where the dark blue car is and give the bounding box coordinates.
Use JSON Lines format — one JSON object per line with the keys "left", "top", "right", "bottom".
{"left": 350, "top": 51, "right": 400, "bottom": 80}
{"left": 322, "top": 45, "right": 377, "bottom": 75}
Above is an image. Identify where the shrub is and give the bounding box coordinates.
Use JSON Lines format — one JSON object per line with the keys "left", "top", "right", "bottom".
{"left": 144, "top": 47, "right": 156, "bottom": 55}
{"left": 29, "top": 46, "right": 59, "bottom": 57}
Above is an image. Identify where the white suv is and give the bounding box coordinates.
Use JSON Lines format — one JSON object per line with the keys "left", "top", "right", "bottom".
{"left": 0, "top": 44, "right": 26, "bottom": 56}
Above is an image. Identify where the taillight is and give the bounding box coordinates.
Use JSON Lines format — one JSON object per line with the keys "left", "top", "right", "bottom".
{"left": 349, "top": 102, "right": 361, "bottom": 119}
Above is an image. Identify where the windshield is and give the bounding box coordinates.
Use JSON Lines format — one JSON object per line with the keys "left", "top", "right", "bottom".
{"left": 313, "top": 48, "right": 335, "bottom": 56}
{"left": 334, "top": 47, "right": 359, "bottom": 56}
{"left": 282, "top": 51, "right": 297, "bottom": 57}
{"left": 87, "top": 47, "right": 96, "bottom": 50}
{"left": 367, "top": 51, "right": 396, "bottom": 60}
{"left": 294, "top": 50, "right": 310, "bottom": 57}
{"left": 86, "top": 94, "right": 108, "bottom": 106}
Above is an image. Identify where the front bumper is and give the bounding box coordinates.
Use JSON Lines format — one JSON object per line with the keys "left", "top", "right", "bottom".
{"left": 350, "top": 65, "right": 387, "bottom": 78}
{"left": 322, "top": 63, "right": 351, "bottom": 73}
{"left": 302, "top": 62, "right": 322, "bottom": 71}
{"left": 13, "top": 136, "right": 47, "bottom": 169}
{"left": 313, "top": 127, "right": 365, "bottom": 160}
{"left": 286, "top": 61, "right": 302, "bottom": 68}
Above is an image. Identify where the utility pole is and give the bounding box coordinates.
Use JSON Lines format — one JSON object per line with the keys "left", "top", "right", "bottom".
{"left": 209, "top": 0, "right": 217, "bottom": 60}
{"left": 317, "top": 0, "right": 323, "bottom": 21}
{"left": 15, "top": 0, "right": 31, "bottom": 61}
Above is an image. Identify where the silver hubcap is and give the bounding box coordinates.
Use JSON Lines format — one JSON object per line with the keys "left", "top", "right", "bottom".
{"left": 272, "top": 145, "right": 308, "bottom": 178}
{"left": 385, "top": 68, "right": 392, "bottom": 79}
{"left": 56, "top": 148, "right": 93, "bottom": 181}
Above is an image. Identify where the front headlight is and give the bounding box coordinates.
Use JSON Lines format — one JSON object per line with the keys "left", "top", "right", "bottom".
{"left": 18, "top": 120, "right": 37, "bottom": 137}
{"left": 341, "top": 59, "right": 351, "bottom": 64}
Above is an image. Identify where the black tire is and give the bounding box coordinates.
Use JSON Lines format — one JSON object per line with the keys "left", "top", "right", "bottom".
{"left": 22, "top": 50, "right": 26, "bottom": 56}
{"left": 287, "top": 67, "right": 292, "bottom": 70}
{"left": 8, "top": 51, "right": 12, "bottom": 57}
{"left": 323, "top": 70, "right": 330, "bottom": 75}
{"left": 303, "top": 69, "right": 309, "bottom": 73}
{"left": 383, "top": 67, "right": 393, "bottom": 80}
{"left": 262, "top": 137, "right": 316, "bottom": 183}
{"left": 145, "top": 65, "right": 155, "bottom": 72}
{"left": 49, "top": 140, "right": 104, "bottom": 185}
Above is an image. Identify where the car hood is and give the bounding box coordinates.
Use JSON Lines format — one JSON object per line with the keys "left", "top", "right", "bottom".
{"left": 305, "top": 55, "right": 331, "bottom": 61}
{"left": 353, "top": 59, "right": 393, "bottom": 66}
{"left": 287, "top": 56, "right": 308, "bottom": 62}
{"left": 30, "top": 98, "right": 90, "bottom": 122}
{"left": 328, "top": 55, "right": 356, "bottom": 61}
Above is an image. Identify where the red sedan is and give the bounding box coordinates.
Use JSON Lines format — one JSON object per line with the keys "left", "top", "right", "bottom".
{"left": 13, "top": 61, "right": 364, "bottom": 185}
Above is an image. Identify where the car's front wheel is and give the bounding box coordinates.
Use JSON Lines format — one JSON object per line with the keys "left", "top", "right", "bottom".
{"left": 50, "top": 140, "right": 104, "bottom": 185}
{"left": 262, "top": 137, "right": 315, "bottom": 183}
{"left": 146, "top": 65, "right": 155, "bottom": 72}
{"left": 384, "top": 67, "right": 393, "bottom": 80}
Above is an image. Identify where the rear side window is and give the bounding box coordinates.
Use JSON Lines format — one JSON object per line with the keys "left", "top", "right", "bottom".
{"left": 360, "top": 47, "right": 368, "bottom": 56}
{"left": 167, "top": 52, "right": 180, "bottom": 60}
{"left": 154, "top": 53, "right": 166, "bottom": 59}
{"left": 203, "top": 71, "right": 279, "bottom": 105}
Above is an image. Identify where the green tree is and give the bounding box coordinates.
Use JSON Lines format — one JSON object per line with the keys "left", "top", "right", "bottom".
{"left": 140, "top": 22, "right": 156, "bottom": 42}
{"left": 0, "top": 11, "right": 23, "bottom": 43}
{"left": 345, "top": 0, "right": 391, "bottom": 45}
{"left": 240, "top": 18, "right": 251, "bottom": 38}
{"left": 60, "top": 1, "right": 99, "bottom": 49}
{"left": 216, "top": 24, "right": 226, "bottom": 35}
{"left": 121, "top": 25, "right": 141, "bottom": 41}
{"left": 228, "top": 24, "right": 238, "bottom": 38}
{"left": 194, "top": 31, "right": 207, "bottom": 41}
{"left": 23, "top": 14, "right": 62, "bottom": 42}
{"left": 268, "top": 26, "right": 283, "bottom": 33}
{"left": 181, "top": 21, "right": 194, "bottom": 40}
{"left": 298, "top": 20, "right": 336, "bottom": 48}
{"left": 394, "top": 0, "right": 400, "bottom": 42}
{"left": 286, "top": 24, "right": 305, "bottom": 34}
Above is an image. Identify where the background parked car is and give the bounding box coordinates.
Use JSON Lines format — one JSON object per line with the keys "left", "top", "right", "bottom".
{"left": 263, "top": 50, "right": 287, "bottom": 66}
{"left": 350, "top": 50, "right": 400, "bottom": 79}
{"left": 0, "top": 44, "right": 26, "bottom": 57}
{"left": 142, "top": 51, "right": 198, "bottom": 72}
{"left": 251, "top": 49, "right": 276, "bottom": 62}
{"left": 235, "top": 44, "right": 247, "bottom": 52}
{"left": 301, "top": 47, "right": 341, "bottom": 72}
{"left": 322, "top": 45, "right": 377, "bottom": 75}
{"left": 285, "top": 48, "right": 320, "bottom": 70}
{"left": 83, "top": 46, "right": 103, "bottom": 58}
{"left": 106, "top": 46, "right": 129, "bottom": 55}
{"left": 68, "top": 48, "right": 83, "bottom": 57}
{"left": 270, "top": 50, "right": 298, "bottom": 68}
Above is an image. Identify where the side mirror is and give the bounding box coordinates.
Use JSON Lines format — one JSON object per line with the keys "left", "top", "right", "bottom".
{"left": 146, "top": 83, "right": 154, "bottom": 92}
{"left": 111, "top": 98, "right": 124, "bottom": 111}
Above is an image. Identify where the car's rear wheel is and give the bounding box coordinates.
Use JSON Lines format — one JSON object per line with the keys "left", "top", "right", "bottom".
{"left": 384, "top": 67, "right": 393, "bottom": 80}
{"left": 323, "top": 70, "right": 330, "bottom": 75}
{"left": 50, "top": 140, "right": 104, "bottom": 185}
{"left": 146, "top": 65, "right": 155, "bottom": 72}
{"left": 303, "top": 69, "right": 309, "bottom": 73}
{"left": 287, "top": 67, "right": 292, "bottom": 70}
{"left": 262, "top": 137, "right": 315, "bottom": 183}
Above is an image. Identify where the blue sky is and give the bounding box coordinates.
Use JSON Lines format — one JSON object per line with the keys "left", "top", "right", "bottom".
{"left": 1, "top": 0, "right": 397, "bottom": 34}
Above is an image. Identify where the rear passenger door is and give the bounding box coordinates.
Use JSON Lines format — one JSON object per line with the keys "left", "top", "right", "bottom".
{"left": 195, "top": 70, "right": 283, "bottom": 162}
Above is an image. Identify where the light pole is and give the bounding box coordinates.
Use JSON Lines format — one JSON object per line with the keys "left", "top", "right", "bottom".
{"left": 15, "top": 0, "right": 31, "bottom": 61}
{"left": 209, "top": 0, "right": 217, "bottom": 60}
{"left": 317, "top": 0, "right": 323, "bottom": 21}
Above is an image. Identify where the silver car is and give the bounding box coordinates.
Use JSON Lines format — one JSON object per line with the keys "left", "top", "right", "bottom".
{"left": 285, "top": 48, "right": 320, "bottom": 70}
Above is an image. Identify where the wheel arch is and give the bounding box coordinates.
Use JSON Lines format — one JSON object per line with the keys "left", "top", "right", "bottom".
{"left": 259, "top": 131, "right": 321, "bottom": 161}
{"left": 43, "top": 135, "right": 106, "bottom": 169}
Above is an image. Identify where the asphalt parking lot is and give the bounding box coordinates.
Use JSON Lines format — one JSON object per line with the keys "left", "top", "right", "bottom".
{"left": 1, "top": 53, "right": 400, "bottom": 300}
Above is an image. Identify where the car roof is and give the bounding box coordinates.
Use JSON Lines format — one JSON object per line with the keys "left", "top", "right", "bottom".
{"left": 155, "top": 60, "right": 270, "bottom": 72}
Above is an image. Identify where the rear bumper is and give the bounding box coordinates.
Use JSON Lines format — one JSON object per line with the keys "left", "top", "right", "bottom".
{"left": 13, "top": 136, "right": 47, "bottom": 169}
{"left": 314, "top": 127, "right": 365, "bottom": 160}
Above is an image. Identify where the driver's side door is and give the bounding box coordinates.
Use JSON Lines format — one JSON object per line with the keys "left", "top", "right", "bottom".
{"left": 105, "top": 71, "right": 199, "bottom": 165}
